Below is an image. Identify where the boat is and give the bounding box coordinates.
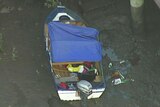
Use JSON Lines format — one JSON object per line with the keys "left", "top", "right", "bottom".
{"left": 44, "top": 6, "right": 106, "bottom": 101}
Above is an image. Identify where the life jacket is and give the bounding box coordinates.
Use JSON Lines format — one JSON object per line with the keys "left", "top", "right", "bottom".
{"left": 67, "top": 64, "right": 98, "bottom": 75}
{"left": 67, "top": 64, "right": 84, "bottom": 73}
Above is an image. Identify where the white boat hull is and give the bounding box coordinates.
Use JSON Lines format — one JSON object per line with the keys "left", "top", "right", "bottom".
{"left": 58, "top": 88, "right": 105, "bottom": 101}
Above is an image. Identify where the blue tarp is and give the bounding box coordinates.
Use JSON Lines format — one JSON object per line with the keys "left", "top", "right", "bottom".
{"left": 48, "top": 22, "right": 102, "bottom": 62}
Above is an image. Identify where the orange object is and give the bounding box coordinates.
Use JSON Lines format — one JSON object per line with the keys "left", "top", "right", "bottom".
{"left": 112, "top": 71, "right": 120, "bottom": 78}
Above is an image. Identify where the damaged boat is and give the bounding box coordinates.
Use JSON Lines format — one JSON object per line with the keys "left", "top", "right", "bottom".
{"left": 44, "top": 6, "right": 106, "bottom": 101}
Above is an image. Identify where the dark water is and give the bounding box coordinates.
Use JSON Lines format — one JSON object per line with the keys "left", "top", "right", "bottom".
{"left": 0, "top": 0, "right": 160, "bottom": 107}
{"left": 74, "top": 0, "right": 160, "bottom": 107}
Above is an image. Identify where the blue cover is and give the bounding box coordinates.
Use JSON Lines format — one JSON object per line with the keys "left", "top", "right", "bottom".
{"left": 48, "top": 22, "right": 102, "bottom": 62}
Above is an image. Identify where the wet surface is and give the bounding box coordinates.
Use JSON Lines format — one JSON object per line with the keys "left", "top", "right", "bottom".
{"left": 0, "top": 0, "right": 160, "bottom": 107}
{"left": 0, "top": 0, "right": 54, "bottom": 107}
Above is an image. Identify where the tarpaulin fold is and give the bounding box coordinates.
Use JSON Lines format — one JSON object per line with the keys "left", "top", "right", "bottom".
{"left": 48, "top": 22, "right": 102, "bottom": 62}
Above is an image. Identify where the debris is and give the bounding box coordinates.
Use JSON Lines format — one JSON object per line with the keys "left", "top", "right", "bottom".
{"left": 105, "top": 70, "right": 134, "bottom": 85}
{"left": 109, "top": 60, "right": 131, "bottom": 75}
{"left": 108, "top": 62, "right": 112, "bottom": 68}
{"left": 112, "top": 78, "right": 134, "bottom": 85}
{"left": 104, "top": 47, "right": 133, "bottom": 85}
{"left": 120, "top": 60, "right": 125, "bottom": 64}
{"left": 111, "top": 71, "right": 134, "bottom": 85}
{"left": 112, "top": 78, "right": 122, "bottom": 85}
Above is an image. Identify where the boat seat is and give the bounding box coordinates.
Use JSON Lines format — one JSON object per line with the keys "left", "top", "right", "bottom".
{"left": 52, "top": 62, "right": 84, "bottom": 77}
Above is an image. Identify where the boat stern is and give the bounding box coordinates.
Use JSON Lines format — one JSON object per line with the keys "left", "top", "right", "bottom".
{"left": 57, "top": 88, "right": 105, "bottom": 101}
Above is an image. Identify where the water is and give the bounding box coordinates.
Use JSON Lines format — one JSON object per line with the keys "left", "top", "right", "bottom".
{"left": 0, "top": 0, "right": 160, "bottom": 107}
